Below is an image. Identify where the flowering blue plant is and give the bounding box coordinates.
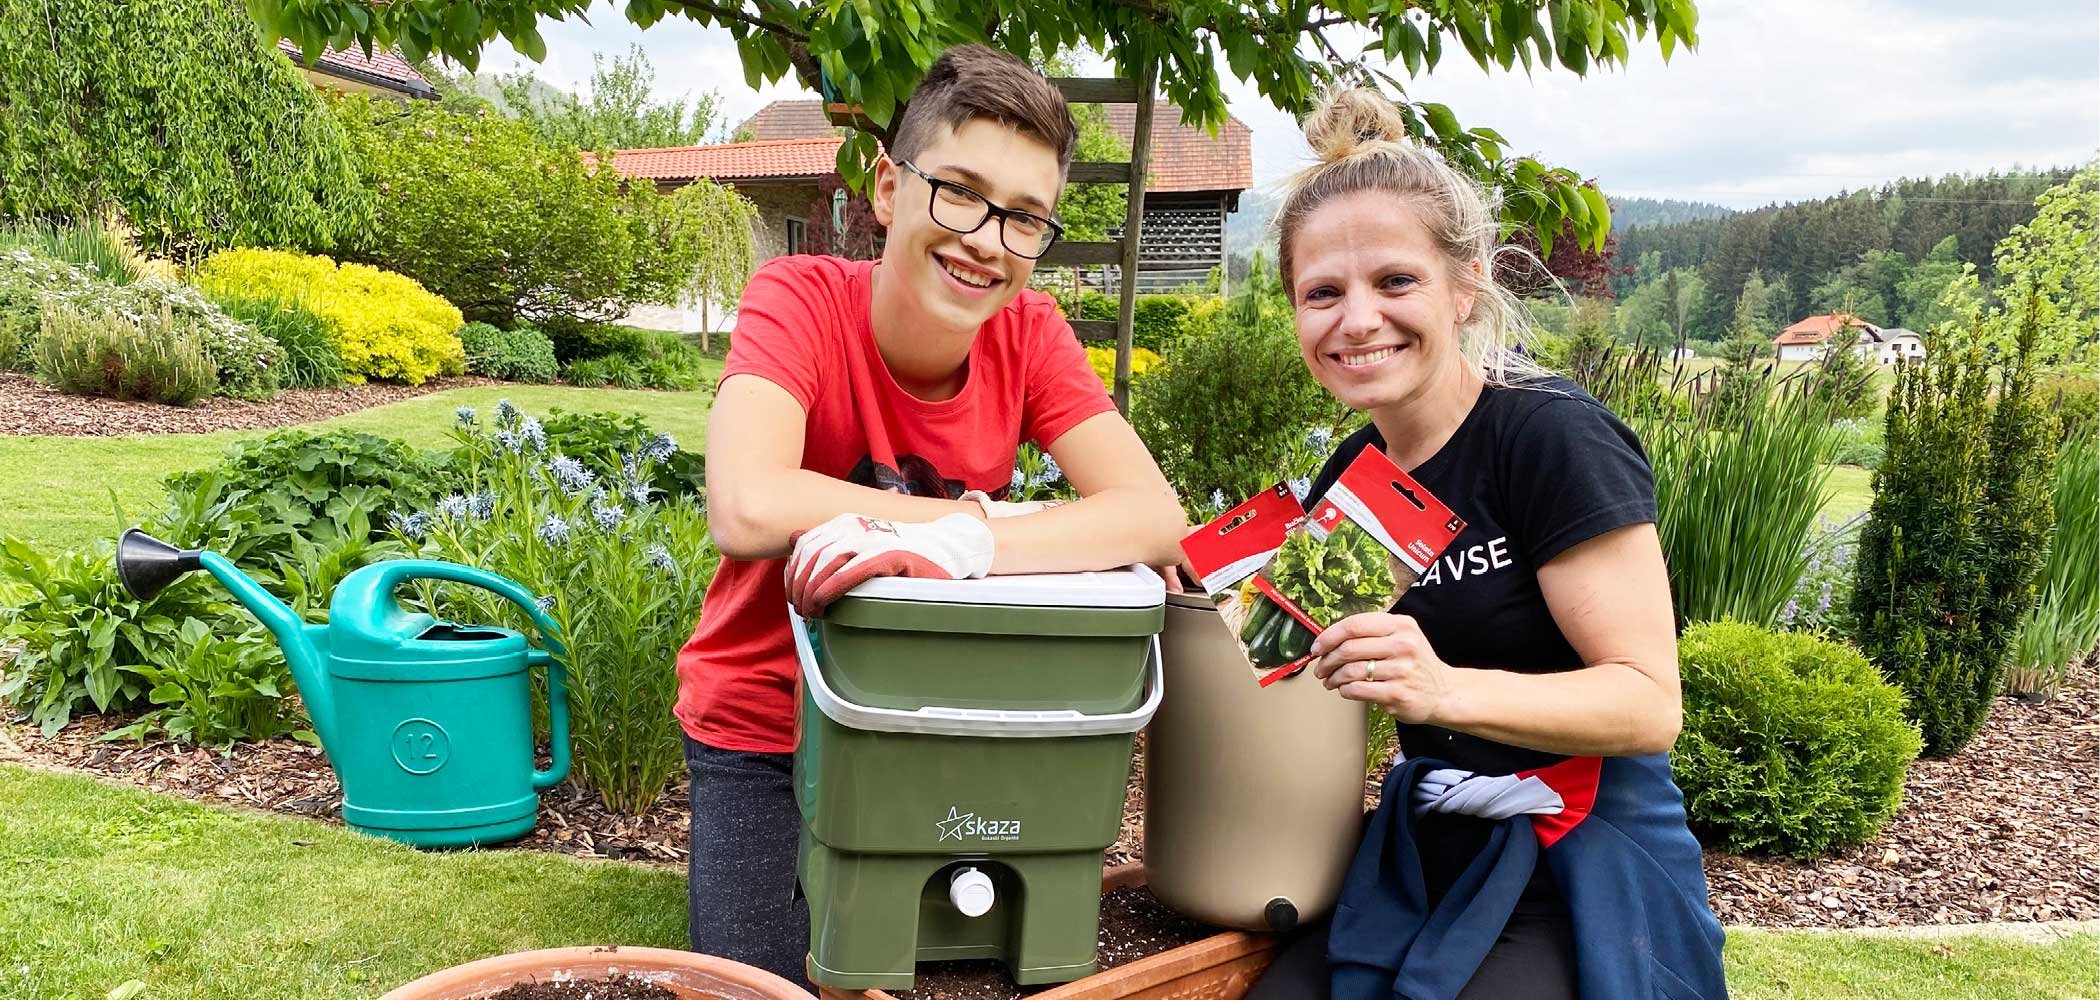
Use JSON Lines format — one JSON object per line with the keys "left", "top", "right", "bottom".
{"left": 1006, "top": 442, "right": 1074, "bottom": 502}
{"left": 388, "top": 403, "right": 719, "bottom": 815}
{"left": 1780, "top": 513, "right": 1863, "bottom": 636}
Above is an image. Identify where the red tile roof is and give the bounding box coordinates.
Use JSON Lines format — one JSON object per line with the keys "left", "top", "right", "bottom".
{"left": 738, "top": 101, "right": 839, "bottom": 141}
{"left": 728, "top": 99, "right": 1252, "bottom": 193}
{"left": 1775, "top": 313, "right": 1876, "bottom": 346}
{"left": 1102, "top": 104, "right": 1252, "bottom": 193}
{"left": 607, "top": 137, "right": 846, "bottom": 183}
{"left": 277, "top": 39, "right": 436, "bottom": 99}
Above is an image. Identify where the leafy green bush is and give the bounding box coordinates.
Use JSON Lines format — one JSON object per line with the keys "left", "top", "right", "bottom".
{"left": 2005, "top": 431, "right": 2099, "bottom": 699}
{"left": 0, "top": 307, "right": 28, "bottom": 372}
{"left": 103, "top": 618, "right": 307, "bottom": 748}
{"left": 1132, "top": 288, "right": 1347, "bottom": 506}
{"left": 153, "top": 429, "right": 434, "bottom": 573}
{"left": 1828, "top": 418, "right": 1884, "bottom": 469}
{"left": 0, "top": 0, "right": 370, "bottom": 254}
{"left": 395, "top": 404, "right": 718, "bottom": 813}
{"left": 192, "top": 247, "right": 464, "bottom": 385}
{"left": 2039, "top": 369, "right": 2096, "bottom": 441}
{"left": 34, "top": 302, "right": 219, "bottom": 405}
{"left": 4, "top": 248, "right": 281, "bottom": 398}
{"left": 1633, "top": 371, "right": 1840, "bottom": 628}
{"left": 330, "top": 93, "right": 743, "bottom": 328}
{"left": 1674, "top": 620, "right": 1922, "bottom": 858}
{"left": 212, "top": 296, "right": 344, "bottom": 390}
{"left": 558, "top": 327, "right": 706, "bottom": 390}
{"left": 565, "top": 354, "right": 642, "bottom": 389}
{"left": 459, "top": 322, "right": 560, "bottom": 383}
{"left": 542, "top": 318, "right": 650, "bottom": 363}
{"left": 1052, "top": 290, "right": 1200, "bottom": 353}
{"left": 1851, "top": 314, "right": 2059, "bottom": 756}
{"left": 0, "top": 538, "right": 242, "bottom": 735}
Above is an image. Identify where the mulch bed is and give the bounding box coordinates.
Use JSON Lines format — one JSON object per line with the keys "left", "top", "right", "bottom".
{"left": 0, "top": 371, "right": 503, "bottom": 436}
{"left": 1, "top": 663, "right": 2094, "bottom": 932}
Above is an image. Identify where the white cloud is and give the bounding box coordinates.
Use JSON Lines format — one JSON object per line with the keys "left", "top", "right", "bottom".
{"left": 463, "top": 0, "right": 2099, "bottom": 207}
{"left": 1224, "top": 0, "right": 2098, "bottom": 207}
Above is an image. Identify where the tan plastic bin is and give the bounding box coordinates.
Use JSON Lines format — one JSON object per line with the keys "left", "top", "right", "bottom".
{"left": 1142, "top": 592, "right": 1367, "bottom": 932}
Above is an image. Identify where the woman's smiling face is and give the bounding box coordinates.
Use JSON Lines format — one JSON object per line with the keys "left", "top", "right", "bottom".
{"left": 1289, "top": 190, "right": 1477, "bottom": 413}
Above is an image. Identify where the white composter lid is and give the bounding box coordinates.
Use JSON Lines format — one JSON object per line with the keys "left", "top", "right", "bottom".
{"left": 845, "top": 564, "right": 1165, "bottom": 609}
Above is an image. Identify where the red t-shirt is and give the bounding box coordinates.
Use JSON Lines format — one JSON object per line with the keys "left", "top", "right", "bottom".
{"left": 674, "top": 255, "right": 1116, "bottom": 753}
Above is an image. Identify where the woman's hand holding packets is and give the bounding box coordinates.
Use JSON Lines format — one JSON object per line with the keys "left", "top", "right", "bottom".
{"left": 1309, "top": 612, "right": 1454, "bottom": 724}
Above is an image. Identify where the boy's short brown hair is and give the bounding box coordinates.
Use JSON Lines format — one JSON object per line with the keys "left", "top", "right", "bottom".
{"left": 889, "top": 44, "right": 1077, "bottom": 176}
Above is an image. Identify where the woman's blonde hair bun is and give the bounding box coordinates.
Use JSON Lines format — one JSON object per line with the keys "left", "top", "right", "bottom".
{"left": 1303, "top": 86, "right": 1411, "bottom": 164}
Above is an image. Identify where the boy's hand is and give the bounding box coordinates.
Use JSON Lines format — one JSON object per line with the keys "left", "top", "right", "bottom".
{"left": 786, "top": 512, "right": 995, "bottom": 617}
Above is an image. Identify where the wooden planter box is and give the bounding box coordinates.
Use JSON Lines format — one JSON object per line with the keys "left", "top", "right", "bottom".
{"left": 820, "top": 864, "right": 1279, "bottom": 1000}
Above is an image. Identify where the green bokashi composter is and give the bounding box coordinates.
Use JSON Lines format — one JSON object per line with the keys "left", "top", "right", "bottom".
{"left": 790, "top": 567, "right": 1165, "bottom": 992}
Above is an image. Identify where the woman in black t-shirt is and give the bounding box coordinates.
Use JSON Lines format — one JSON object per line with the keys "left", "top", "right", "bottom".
{"left": 1240, "top": 89, "right": 1724, "bottom": 1000}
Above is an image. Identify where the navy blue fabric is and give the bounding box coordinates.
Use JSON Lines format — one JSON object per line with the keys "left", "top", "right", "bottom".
{"left": 1328, "top": 756, "right": 1727, "bottom": 1000}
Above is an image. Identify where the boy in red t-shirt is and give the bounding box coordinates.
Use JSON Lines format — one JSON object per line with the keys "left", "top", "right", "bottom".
{"left": 677, "top": 44, "right": 1187, "bottom": 984}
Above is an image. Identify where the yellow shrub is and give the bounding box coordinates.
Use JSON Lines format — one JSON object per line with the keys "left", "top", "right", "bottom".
{"left": 1085, "top": 345, "right": 1162, "bottom": 389}
{"left": 192, "top": 248, "right": 464, "bottom": 384}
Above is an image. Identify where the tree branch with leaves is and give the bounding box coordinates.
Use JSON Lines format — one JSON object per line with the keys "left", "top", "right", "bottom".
{"left": 253, "top": 0, "right": 1699, "bottom": 254}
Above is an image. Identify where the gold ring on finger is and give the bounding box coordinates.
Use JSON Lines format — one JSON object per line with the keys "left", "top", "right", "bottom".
{"left": 1365, "top": 660, "right": 1378, "bottom": 682}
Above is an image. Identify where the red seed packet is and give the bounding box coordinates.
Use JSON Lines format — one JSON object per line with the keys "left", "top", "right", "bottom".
{"left": 1181, "top": 448, "right": 1465, "bottom": 685}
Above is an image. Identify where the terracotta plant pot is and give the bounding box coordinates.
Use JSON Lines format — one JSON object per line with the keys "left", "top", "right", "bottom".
{"left": 824, "top": 864, "right": 1279, "bottom": 1000}
{"left": 381, "top": 945, "right": 817, "bottom": 1000}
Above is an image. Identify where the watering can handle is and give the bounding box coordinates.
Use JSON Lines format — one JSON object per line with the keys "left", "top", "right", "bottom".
{"left": 355, "top": 560, "right": 572, "bottom": 790}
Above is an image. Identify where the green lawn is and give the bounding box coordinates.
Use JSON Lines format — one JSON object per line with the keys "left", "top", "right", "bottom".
{"left": 0, "top": 375, "right": 719, "bottom": 557}
{"left": 3, "top": 763, "right": 2094, "bottom": 1000}
{"left": 1824, "top": 464, "right": 1875, "bottom": 521}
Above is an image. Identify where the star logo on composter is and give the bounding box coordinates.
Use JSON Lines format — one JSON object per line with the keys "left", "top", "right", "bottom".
{"left": 936, "top": 806, "right": 1022, "bottom": 842}
{"left": 937, "top": 806, "right": 974, "bottom": 842}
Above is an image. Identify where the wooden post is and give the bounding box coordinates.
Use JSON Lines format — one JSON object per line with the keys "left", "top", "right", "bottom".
{"left": 1112, "top": 60, "right": 1157, "bottom": 416}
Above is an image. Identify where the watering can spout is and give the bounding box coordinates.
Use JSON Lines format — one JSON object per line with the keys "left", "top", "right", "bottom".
{"left": 116, "top": 528, "right": 335, "bottom": 742}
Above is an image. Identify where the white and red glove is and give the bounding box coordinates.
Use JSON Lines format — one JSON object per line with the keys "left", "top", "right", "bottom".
{"left": 786, "top": 512, "right": 995, "bottom": 617}
{"left": 959, "top": 490, "right": 1067, "bottom": 519}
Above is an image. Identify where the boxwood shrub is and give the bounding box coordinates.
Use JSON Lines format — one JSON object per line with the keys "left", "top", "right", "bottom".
{"left": 1673, "top": 619, "right": 1922, "bottom": 857}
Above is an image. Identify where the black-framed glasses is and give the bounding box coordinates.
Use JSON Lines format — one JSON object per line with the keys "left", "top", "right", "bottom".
{"left": 895, "top": 159, "right": 1065, "bottom": 260}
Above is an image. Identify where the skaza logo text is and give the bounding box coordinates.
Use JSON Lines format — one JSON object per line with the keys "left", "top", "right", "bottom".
{"left": 936, "top": 806, "right": 1022, "bottom": 842}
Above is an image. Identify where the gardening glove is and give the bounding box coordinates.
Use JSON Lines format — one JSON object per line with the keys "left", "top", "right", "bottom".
{"left": 960, "top": 489, "right": 1067, "bottom": 519}
{"left": 786, "top": 512, "right": 995, "bottom": 618}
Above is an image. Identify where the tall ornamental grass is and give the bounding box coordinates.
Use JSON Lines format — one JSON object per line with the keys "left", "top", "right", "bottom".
{"left": 2004, "top": 430, "right": 2098, "bottom": 698}
{"left": 1633, "top": 366, "right": 1841, "bottom": 628}
{"left": 393, "top": 401, "right": 716, "bottom": 814}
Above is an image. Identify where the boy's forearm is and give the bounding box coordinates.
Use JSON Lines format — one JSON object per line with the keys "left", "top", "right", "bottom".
{"left": 986, "top": 486, "right": 1187, "bottom": 574}
{"left": 711, "top": 469, "right": 980, "bottom": 560}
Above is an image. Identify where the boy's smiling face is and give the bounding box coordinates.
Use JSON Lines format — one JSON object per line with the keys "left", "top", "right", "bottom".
{"left": 872, "top": 118, "right": 1065, "bottom": 336}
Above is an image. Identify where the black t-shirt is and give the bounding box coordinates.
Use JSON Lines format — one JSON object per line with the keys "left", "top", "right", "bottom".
{"left": 1305, "top": 376, "right": 1658, "bottom": 904}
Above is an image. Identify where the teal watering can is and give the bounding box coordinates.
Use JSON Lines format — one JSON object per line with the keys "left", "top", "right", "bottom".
{"left": 116, "top": 528, "right": 571, "bottom": 849}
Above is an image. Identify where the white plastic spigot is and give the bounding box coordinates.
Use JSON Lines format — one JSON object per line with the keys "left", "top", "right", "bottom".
{"left": 949, "top": 867, "right": 995, "bottom": 917}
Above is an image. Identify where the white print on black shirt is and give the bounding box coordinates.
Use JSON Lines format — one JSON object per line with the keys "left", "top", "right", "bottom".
{"left": 1411, "top": 536, "right": 1514, "bottom": 588}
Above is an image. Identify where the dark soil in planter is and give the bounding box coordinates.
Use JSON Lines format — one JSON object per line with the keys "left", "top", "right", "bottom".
{"left": 487, "top": 974, "right": 676, "bottom": 998}
{"left": 891, "top": 885, "right": 1218, "bottom": 1000}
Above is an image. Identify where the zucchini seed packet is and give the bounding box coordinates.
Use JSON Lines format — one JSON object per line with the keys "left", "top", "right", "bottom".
{"left": 1181, "top": 448, "right": 1464, "bottom": 686}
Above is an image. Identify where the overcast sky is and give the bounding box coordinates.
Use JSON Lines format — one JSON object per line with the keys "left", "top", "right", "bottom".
{"left": 466, "top": 1, "right": 2099, "bottom": 210}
